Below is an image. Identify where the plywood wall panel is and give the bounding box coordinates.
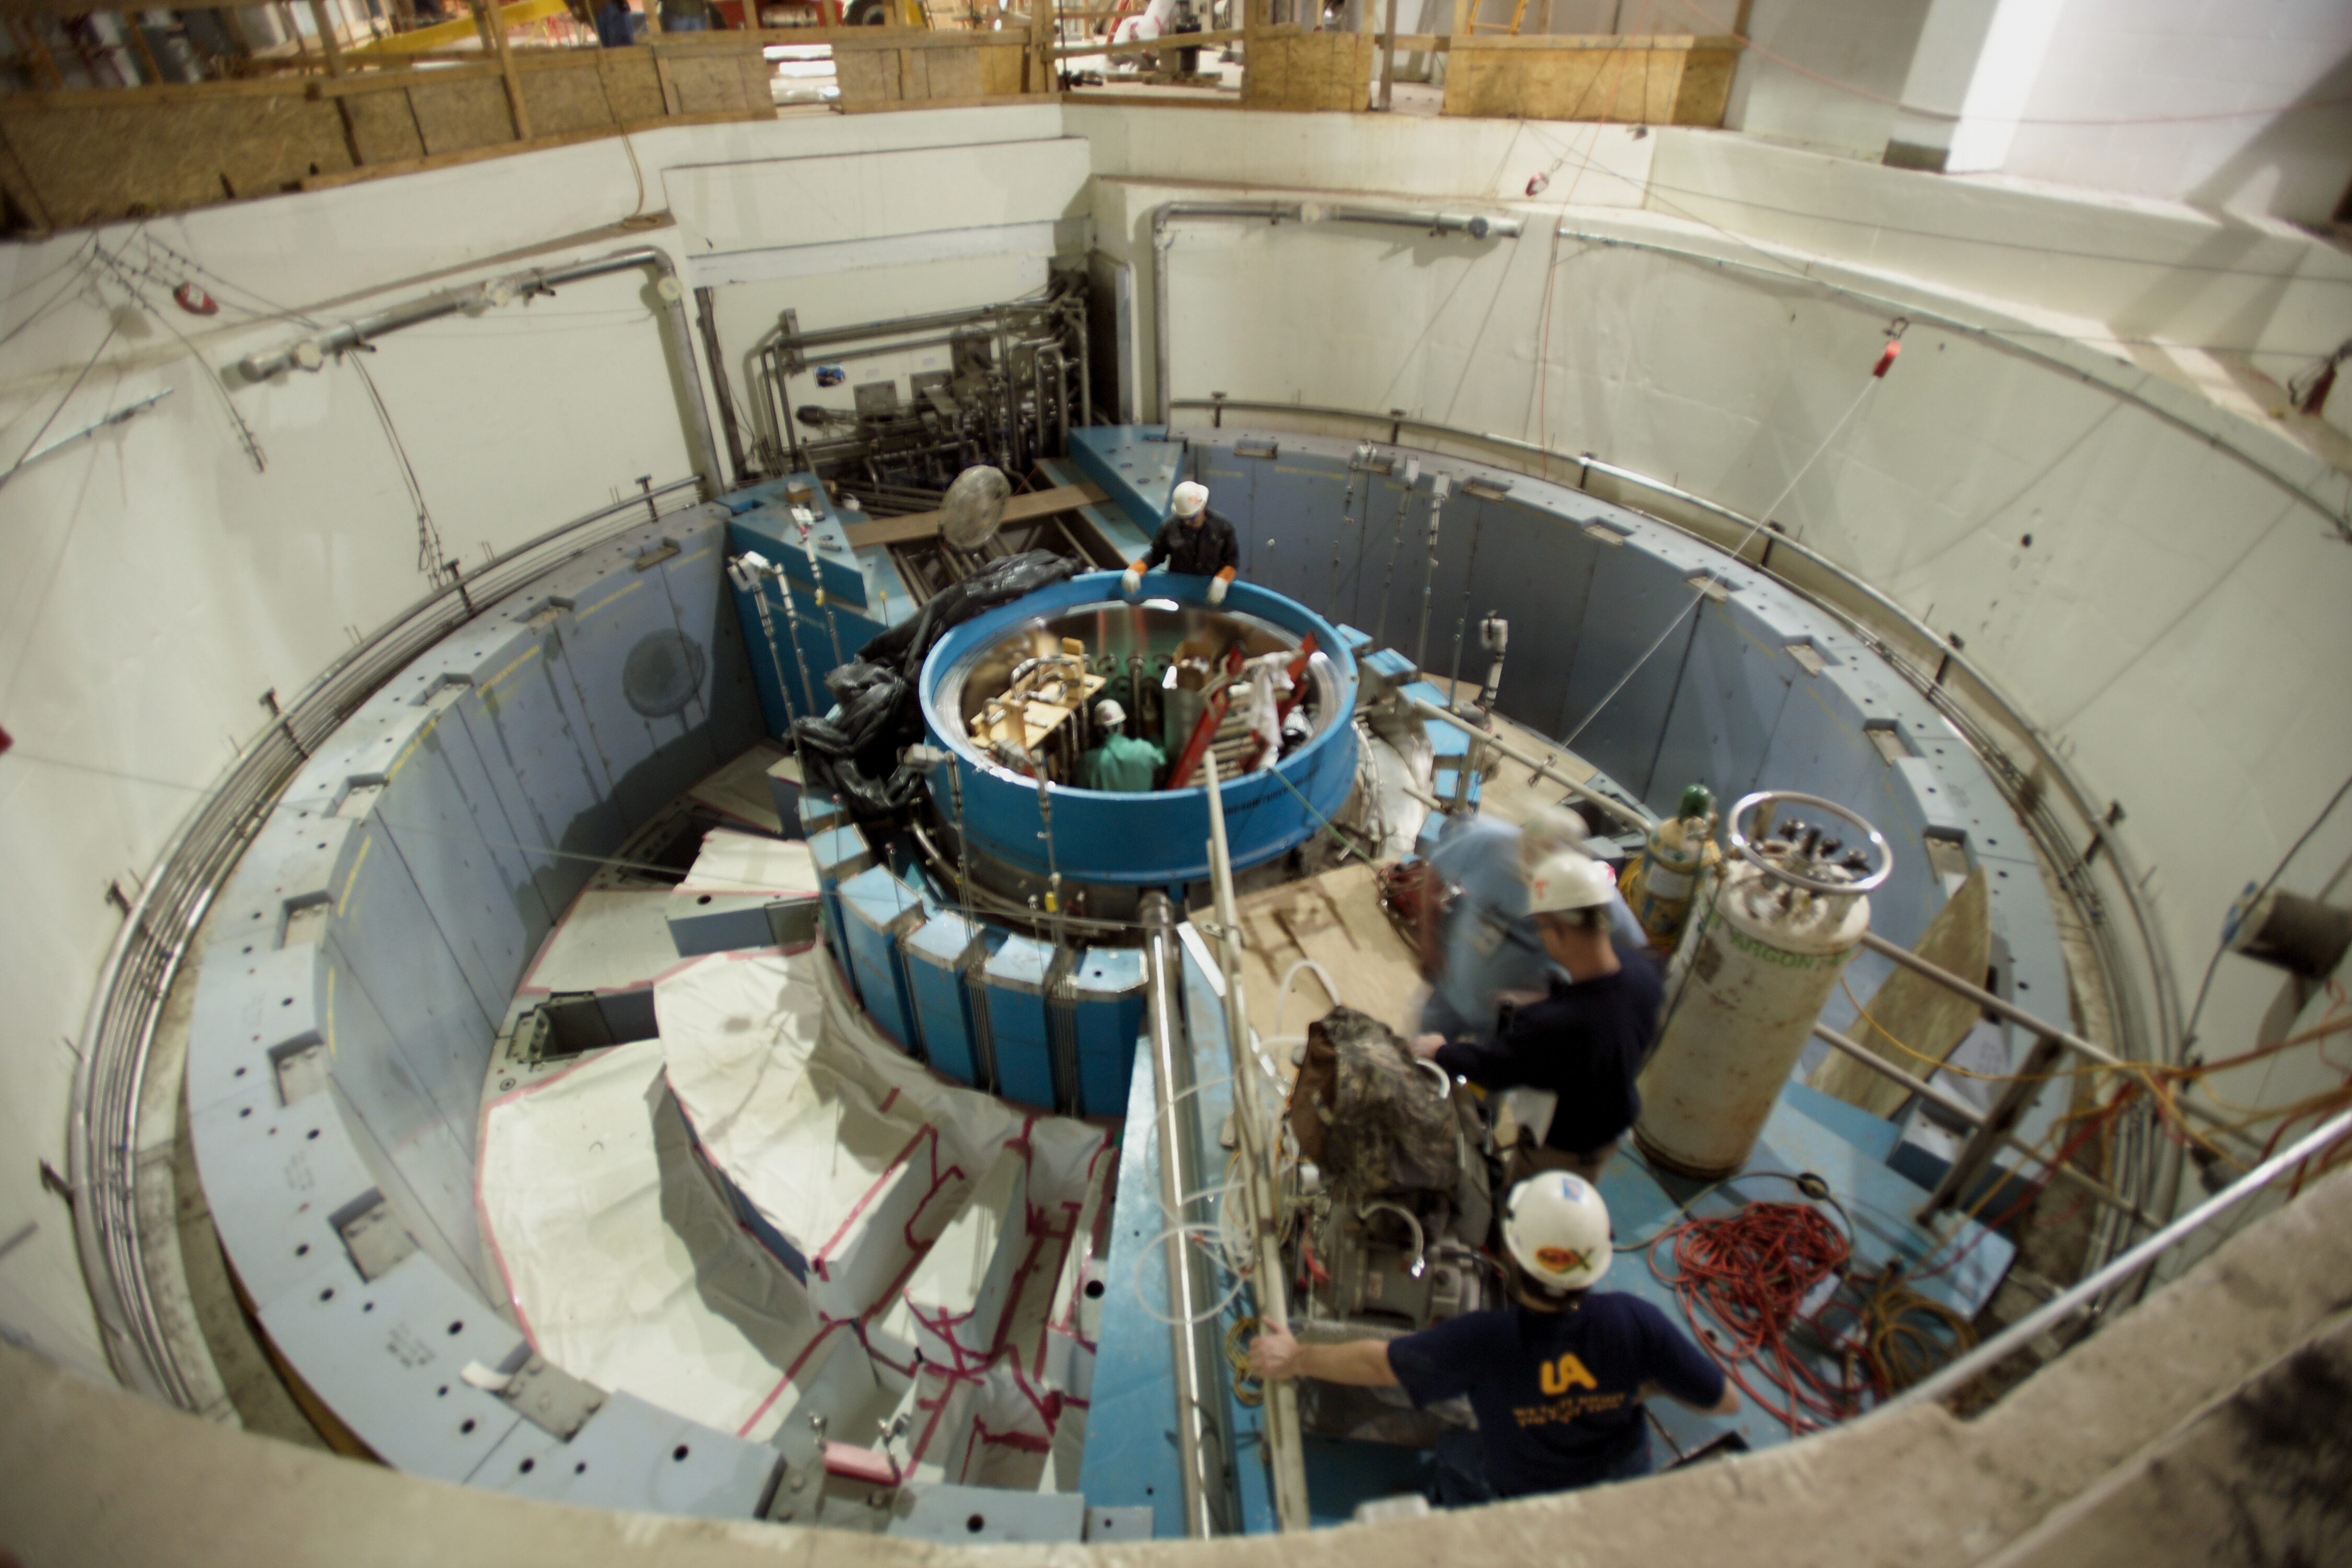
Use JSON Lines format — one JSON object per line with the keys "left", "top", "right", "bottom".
{"left": 0, "top": 95, "right": 354, "bottom": 226}
{"left": 408, "top": 76, "right": 518, "bottom": 156}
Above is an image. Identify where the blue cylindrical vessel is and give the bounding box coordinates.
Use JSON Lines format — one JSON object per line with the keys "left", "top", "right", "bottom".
{"left": 918, "top": 572, "right": 1359, "bottom": 889}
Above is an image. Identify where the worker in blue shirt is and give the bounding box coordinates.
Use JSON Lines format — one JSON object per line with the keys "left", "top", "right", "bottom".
{"left": 1416, "top": 805, "right": 1646, "bottom": 1051}
{"left": 1249, "top": 1172, "right": 1736, "bottom": 1503}
{"left": 1079, "top": 699, "right": 1165, "bottom": 792}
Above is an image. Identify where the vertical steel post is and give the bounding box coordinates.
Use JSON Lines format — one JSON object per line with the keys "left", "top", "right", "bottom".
{"left": 1200, "top": 755, "right": 1313, "bottom": 1531}
{"left": 1140, "top": 892, "right": 1228, "bottom": 1538}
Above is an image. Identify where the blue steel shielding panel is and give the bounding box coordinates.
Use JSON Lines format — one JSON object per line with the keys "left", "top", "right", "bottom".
{"left": 981, "top": 936, "right": 1057, "bottom": 1111}
{"left": 472, "top": 1390, "right": 780, "bottom": 1516}
{"left": 903, "top": 912, "right": 993, "bottom": 1087}
{"left": 919, "top": 572, "right": 1359, "bottom": 886}
{"left": 808, "top": 822, "right": 876, "bottom": 1000}
{"left": 185, "top": 510, "right": 785, "bottom": 1520}
{"left": 1642, "top": 596, "right": 1800, "bottom": 808}
{"left": 1075, "top": 941, "right": 1262, "bottom": 1537}
{"left": 1068, "top": 425, "right": 1185, "bottom": 532}
{"left": 837, "top": 863, "right": 926, "bottom": 1050}
{"left": 1068, "top": 948, "right": 1146, "bottom": 1118}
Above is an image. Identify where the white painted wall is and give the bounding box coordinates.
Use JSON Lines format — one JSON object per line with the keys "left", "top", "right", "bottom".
{"left": 1720, "top": 0, "right": 1932, "bottom": 158}
{"left": 0, "top": 106, "right": 1085, "bottom": 1383}
{"left": 1999, "top": 0, "right": 2352, "bottom": 227}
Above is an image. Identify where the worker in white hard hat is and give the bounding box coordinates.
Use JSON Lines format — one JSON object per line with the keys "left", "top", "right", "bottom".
{"left": 1078, "top": 698, "right": 1166, "bottom": 793}
{"left": 1415, "top": 805, "right": 1647, "bottom": 1052}
{"left": 1411, "top": 848, "right": 1663, "bottom": 1185}
{"left": 1121, "top": 479, "right": 1239, "bottom": 604}
{"left": 1249, "top": 1173, "right": 1735, "bottom": 1504}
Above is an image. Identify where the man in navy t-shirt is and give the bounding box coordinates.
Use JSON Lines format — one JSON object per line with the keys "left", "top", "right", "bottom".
{"left": 1414, "top": 850, "right": 1664, "bottom": 1185}
{"left": 1249, "top": 1173, "right": 1735, "bottom": 1501}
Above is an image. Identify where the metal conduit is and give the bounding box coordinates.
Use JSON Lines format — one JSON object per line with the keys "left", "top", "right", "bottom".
{"left": 1811, "top": 1024, "right": 2157, "bottom": 1230}
{"left": 1140, "top": 891, "right": 1232, "bottom": 1537}
{"left": 233, "top": 246, "right": 725, "bottom": 500}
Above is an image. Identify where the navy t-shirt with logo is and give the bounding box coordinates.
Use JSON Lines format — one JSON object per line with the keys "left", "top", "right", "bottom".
{"left": 1385, "top": 1295, "right": 1726, "bottom": 1497}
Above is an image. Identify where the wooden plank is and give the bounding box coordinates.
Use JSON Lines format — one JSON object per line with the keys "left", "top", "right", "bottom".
{"left": 4, "top": 91, "right": 354, "bottom": 224}
{"left": 407, "top": 72, "right": 519, "bottom": 154}
{"left": 1807, "top": 867, "right": 1991, "bottom": 1119}
{"left": 1051, "top": 25, "right": 1241, "bottom": 57}
{"left": 305, "top": 61, "right": 503, "bottom": 97}
{"left": 1668, "top": 39, "right": 1739, "bottom": 126}
{"left": 342, "top": 81, "right": 428, "bottom": 159}
{"left": 837, "top": 88, "right": 1046, "bottom": 111}
{"left": 1230, "top": 862, "right": 1421, "bottom": 1051}
{"left": 837, "top": 481, "right": 1106, "bottom": 548}
{"left": 294, "top": 106, "right": 758, "bottom": 189}
{"left": 482, "top": 0, "right": 533, "bottom": 137}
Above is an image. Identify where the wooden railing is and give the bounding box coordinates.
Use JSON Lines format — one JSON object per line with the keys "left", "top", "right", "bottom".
{"left": 0, "top": 0, "right": 1738, "bottom": 231}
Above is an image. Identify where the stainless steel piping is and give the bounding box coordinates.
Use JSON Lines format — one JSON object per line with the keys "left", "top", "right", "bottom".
{"left": 694, "top": 284, "right": 750, "bottom": 489}
{"left": 234, "top": 246, "right": 725, "bottom": 500}
{"left": 1199, "top": 755, "right": 1312, "bottom": 1531}
{"left": 1874, "top": 1106, "right": 2352, "bottom": 1417}
{"left": 1324, "top": 204, "right": 1524, "bottom": 240}
{"left": 1140, "top": 890, "right": 1230, "bottom": 1538}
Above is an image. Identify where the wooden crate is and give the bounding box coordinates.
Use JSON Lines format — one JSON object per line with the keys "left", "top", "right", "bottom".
{"left": 1440, "top": 34, "right": 1740, "bottom": 125}
{"left": 1243, "top": 26, "right": 1375, "bottom": 112}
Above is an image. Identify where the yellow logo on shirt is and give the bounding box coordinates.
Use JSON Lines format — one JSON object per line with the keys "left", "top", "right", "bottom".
{"left": 1539, "top": 1353, "right": 1598, "bottom": 1397}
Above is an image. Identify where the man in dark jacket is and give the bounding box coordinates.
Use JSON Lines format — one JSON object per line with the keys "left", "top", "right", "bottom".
{"left": 1122, "top": 479, "right": 1238, "bottom": 603}
{"left": 1412, "top": 850, "right": 1662, "bottom": 1185}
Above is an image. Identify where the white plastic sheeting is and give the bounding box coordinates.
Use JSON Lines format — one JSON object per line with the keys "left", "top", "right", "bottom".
{"left": 675, "top": 829, "right": 823, "bottom": 899}
{"left": 476, "top": 1042, "right": 846, "bottom": 1442}
{"left": 477, "top": 944, "right": 1116, "bottom": 1482}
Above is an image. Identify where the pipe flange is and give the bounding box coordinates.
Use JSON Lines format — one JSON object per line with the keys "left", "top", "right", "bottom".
{"left": 1727, "top": 789, "right": 1892, "bottom": 896}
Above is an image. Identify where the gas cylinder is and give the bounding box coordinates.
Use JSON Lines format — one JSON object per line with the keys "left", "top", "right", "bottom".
{"left": 1633, "top": 792, "right": 1889, "bottom": 1181}
{"left": 1620, "top": 782, "right": 1721, "bottom": 956}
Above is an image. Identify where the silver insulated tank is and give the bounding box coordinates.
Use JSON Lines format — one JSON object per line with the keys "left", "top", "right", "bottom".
{"left": 1634, "top": 792, "right": 1890, "bottom": 1181}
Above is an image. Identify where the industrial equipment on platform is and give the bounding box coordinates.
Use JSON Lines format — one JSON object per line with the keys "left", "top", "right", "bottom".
{"left": 743, "top": 274, "right": 1093, "bottom": 514}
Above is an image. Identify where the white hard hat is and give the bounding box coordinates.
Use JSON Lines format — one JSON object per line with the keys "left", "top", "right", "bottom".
{"left": 1526, "top": 850, "right": 1616, "bottom": 916}
{"left": 1517, "top": 805, "right": 1592, "bottom": 875}
{"left": 1502, "top": 1171, "right": 1612, "bottom": 1290}
{"left": 1096, "top": 698, "right": 1126, "bottom": 728}
{"left": 1171, "top": 480, "right": 1209, "bottom": 518}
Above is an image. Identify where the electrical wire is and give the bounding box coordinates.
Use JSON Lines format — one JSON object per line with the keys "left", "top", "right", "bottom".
{"left": 347, "top": 353, "right": 452, "bottom": 586}
{"left": 1555, "top": 356, "right": 1887, "bottom": 748}
{"left": 1645, "top": 1198, "right": 1856, "bottom": 1433}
